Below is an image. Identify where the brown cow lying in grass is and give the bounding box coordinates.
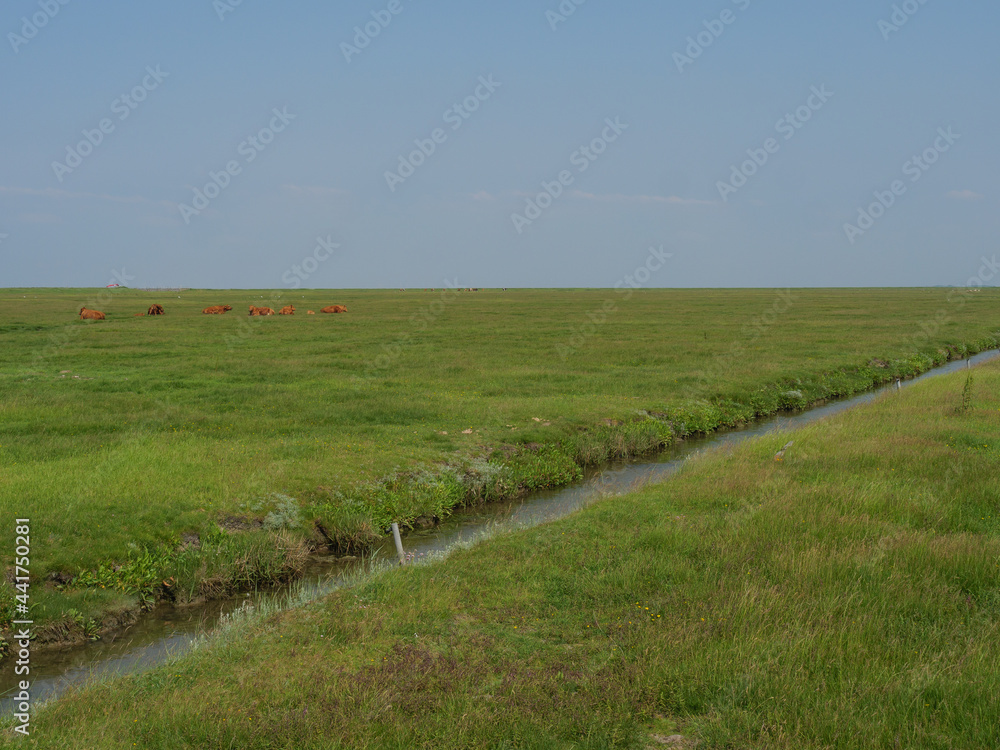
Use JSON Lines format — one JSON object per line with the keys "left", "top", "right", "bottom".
{"left": 147, "top": 304, "right": 165, "bottom": 316}
{"left": 278, "top": 305, "right": 295, "bottom": 315}
{"left": 306, "top": 310, "right": 316, "bottom": 315}
{"left": 248, "top": 306, "right": 275, "bottom": 316}
{"left": 320, "top": 305, "right": 348, "bottom": 313}
{"left": 79, "top": 307, "right": 105, "bottom": 321}
{"left": 203, "top": 305, "right": 233, "bottom": 315}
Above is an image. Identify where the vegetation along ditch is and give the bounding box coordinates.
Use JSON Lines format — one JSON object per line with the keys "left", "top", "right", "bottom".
{"left": 2, "top": 345, "right": 997, "bottom": 713}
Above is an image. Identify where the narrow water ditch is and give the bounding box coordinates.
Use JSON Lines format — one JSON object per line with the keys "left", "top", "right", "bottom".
{"left": 3, "top": 350, "right": 996, "bottom": 712}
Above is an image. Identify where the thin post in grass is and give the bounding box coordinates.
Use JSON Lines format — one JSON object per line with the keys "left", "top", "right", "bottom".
{"left": 391, "top": 523, "right": 406, "bottom": 566}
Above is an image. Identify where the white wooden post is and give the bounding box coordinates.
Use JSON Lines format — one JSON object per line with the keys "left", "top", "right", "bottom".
{"left": 391, "top": 523, "right": 406, "bottom": 566}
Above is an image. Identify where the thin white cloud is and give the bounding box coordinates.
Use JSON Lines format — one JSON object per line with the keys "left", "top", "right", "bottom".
{"left": 470, "top": 191, "right": 495, "bottom": 201}
{"left": 947, "top": 189, "right": 983, "bottom": 201}
{"left": 19, "top": 213, "right": 62, "bottom": 224}
{"left": 506, "top": 190, "right": 716, "bottom": 206}
{"left": 570, "top": 190, "right": 718, "bottom": 207}
{"left": 0, "top": 185, "right": 174, "bottom": 208}
{"left": 280, "top": 184, "right": 351, "bottom": 198}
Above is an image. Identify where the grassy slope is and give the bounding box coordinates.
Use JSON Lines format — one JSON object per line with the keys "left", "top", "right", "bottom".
{"left": 11, "top": 354, "right": 1000, "bottom": 749}
{"left": 1, "top": 287, "right": 998, "bottom": 630}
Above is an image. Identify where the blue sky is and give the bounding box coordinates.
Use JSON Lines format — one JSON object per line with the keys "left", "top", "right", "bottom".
{"left": 1, "top": 0, "right": 997, "bottom": 288}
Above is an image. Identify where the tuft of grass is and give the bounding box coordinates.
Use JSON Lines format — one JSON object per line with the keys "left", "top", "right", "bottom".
{"left": 255, "top": 493, "right": 303, "bottom": 531}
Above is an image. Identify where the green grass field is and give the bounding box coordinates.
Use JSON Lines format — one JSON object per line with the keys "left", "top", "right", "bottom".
{"left": 9, "top": 347, "right": 1000, "bottom": 749}
{"left": 1, "top": 287, "right": 998, "bottom": 639}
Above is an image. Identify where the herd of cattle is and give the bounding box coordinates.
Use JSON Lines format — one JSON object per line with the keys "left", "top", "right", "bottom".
{"left": 75, "top": 288, "right": 500, "bottom": 320}
{"left": 78, "top": 303, "right": 348, "bottom": 321}
{"left": 248, "top": 304, "right": 347, "bottom": 316}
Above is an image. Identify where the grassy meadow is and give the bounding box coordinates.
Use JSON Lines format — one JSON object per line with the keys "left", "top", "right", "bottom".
{"left": 9, "top": 348, "right": 1000, "bottom": 749}
{"left": 0, "top": 287, "right": 998, "bottom": 639}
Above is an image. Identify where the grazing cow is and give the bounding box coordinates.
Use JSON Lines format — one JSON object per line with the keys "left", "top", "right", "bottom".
{"left": 248, "top": 306, "right": 275, "bottom": 316}
{"left": 320, "top": 305, "right": 348, "bottom": 313}
{"left": 79, "top": 307, "right": 105, "bottom": 321}
{"left": 278, "top": 305, "right": 295, "bottom": 315}
{"left": 307, "top": 310, "right": 316, "bottom": 315}
{"left": 147, "top": 304, "right": 165, "bottom": 316}
{"left": 202, "top": 305, "right": 233, "bottom": 315}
